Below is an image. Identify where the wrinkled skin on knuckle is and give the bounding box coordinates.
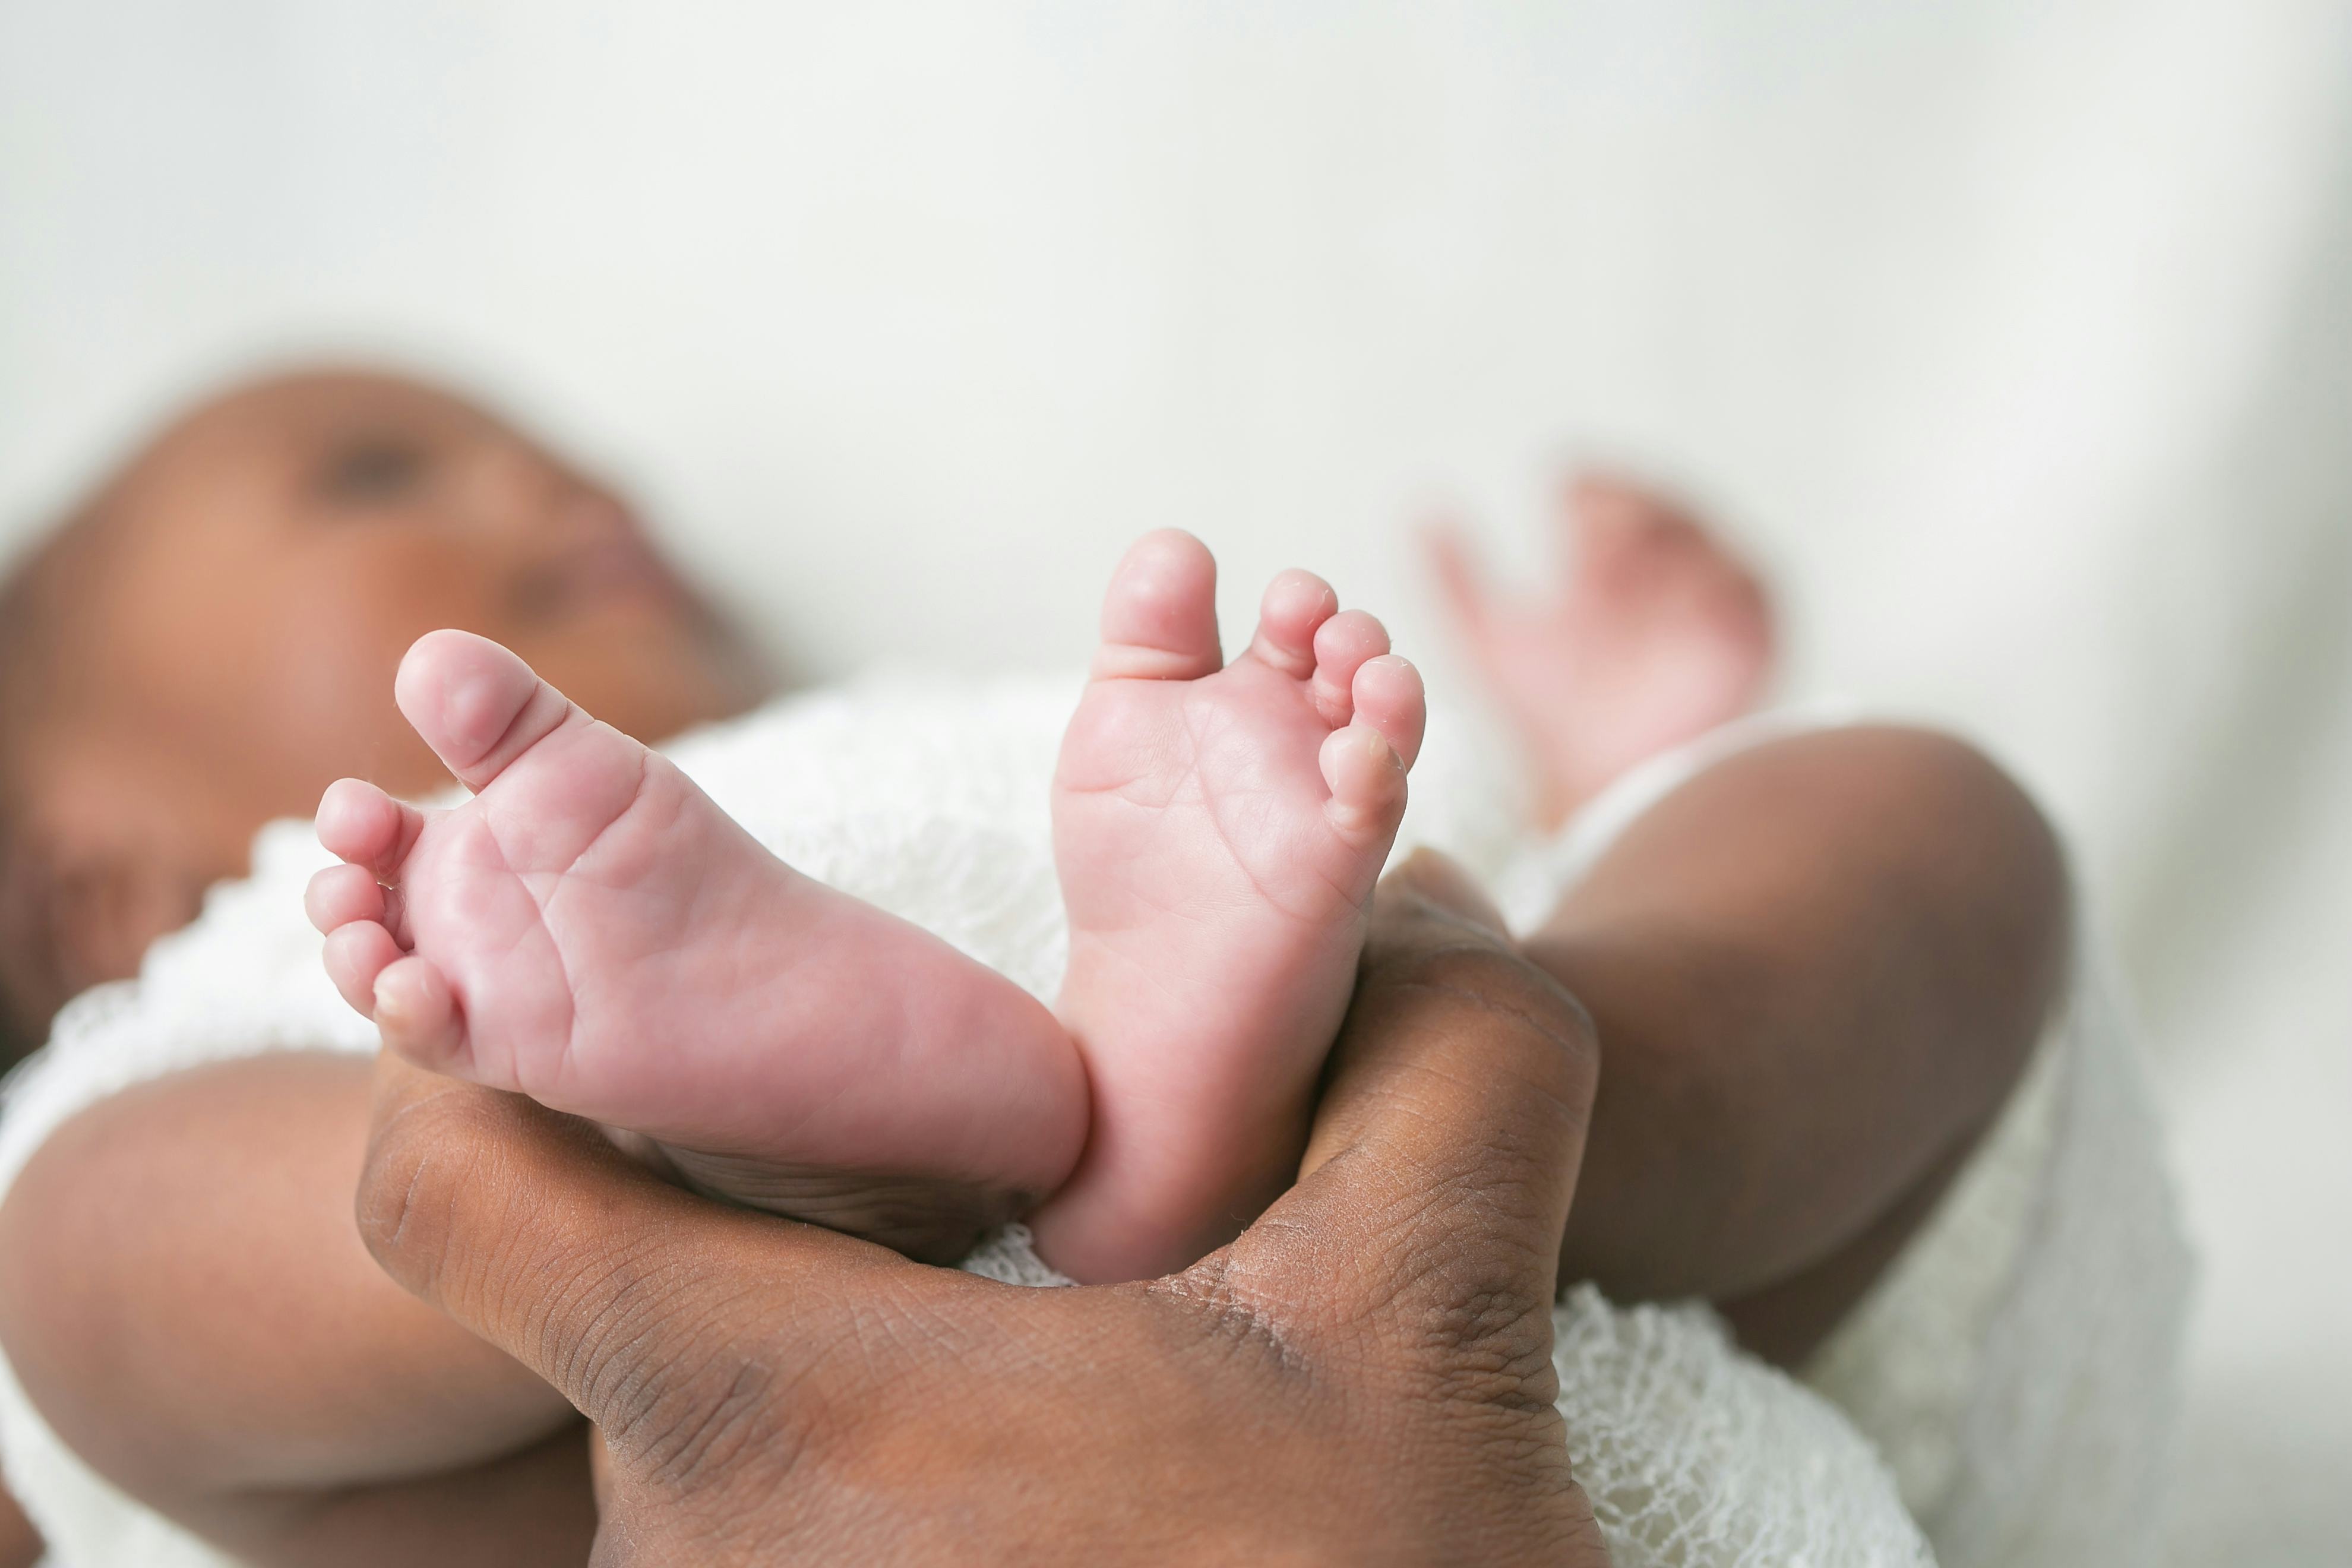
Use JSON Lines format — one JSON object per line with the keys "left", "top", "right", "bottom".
{"left": 597, "top": 1312, "right": 827, "bottom": 1505}
{"left": 352, "top": 1083, "right": 523, "bottom": 1297}
{"left": 1168, "top": 1238, "right": 1580, "bottom": 1563}
{"left": 1382, "top": 944, "right": 1597, "bottom": 1089}
{"left": 597, "top": 1278, "right": 989, "bottom": 1553}
{"left": 1156, "top": 1251, "right": 1326, "bottom": 1381}
{"left": 593, "top": 1347, "right": 830, "bottom": 1566}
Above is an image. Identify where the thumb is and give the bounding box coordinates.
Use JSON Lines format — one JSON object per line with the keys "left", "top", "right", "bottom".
{"left": 1251, "top": 852, "right": 1597, "bottom": 1338}
{"left": 356, "top": 1054, "right": 903, "bottom": 1424}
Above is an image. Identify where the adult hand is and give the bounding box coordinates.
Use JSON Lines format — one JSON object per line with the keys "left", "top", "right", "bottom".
{"left": 356, "top": 852, "right": 1609, "bottom": 1566}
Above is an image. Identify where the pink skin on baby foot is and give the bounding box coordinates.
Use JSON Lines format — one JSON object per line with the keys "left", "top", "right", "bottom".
{"left": 304, "top": 630, "right": 1086, "bottom": 1256}
{"left": 1428, "top": 472, "right": 1775, "bottom": 829}
{"left": 1028, "top": 531, "right": 1427, "bottom": 1283}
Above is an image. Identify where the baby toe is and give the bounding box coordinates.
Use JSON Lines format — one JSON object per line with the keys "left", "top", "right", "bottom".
{"left": 1349, "top": 655, "right": 1427, "bottom": 769}
{"left": 1308, "top": 609, "right": 1390, "bottom": 726}
{"left": 323, "top": 919, "right": 405, "bottom": 1019}
{"left": 1247, "top": 569, "right": 1340, "bottom": 679}
{"left": 1093, "top": 529, "right": 1225, "bottom": 681}
{"left": 396, "top": 629, "right": 572, "bottom": 790}
{"left": 305, "top": 862, "right": 386, "bottom": 935}
{"left": 316, "top": 779, "right": 421, "bottom": 876}
{"left": 1319, "top": 724, "right": 1409, "bottom": 849}
{"left": 373, "top": 956, "right": 467, "bottom": 1071}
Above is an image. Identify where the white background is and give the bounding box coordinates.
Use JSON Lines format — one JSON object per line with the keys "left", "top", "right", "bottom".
{"left": 3, "top": 3, "right": 2347, "bottom": 1559}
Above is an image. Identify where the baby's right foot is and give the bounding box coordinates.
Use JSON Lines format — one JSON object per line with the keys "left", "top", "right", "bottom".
{"left": 1030, "top": 532, "right": 1426, "bottom": 1282}
{"left": 304, "top": 630, "right": 1087, "bottom": 1257}
{"left": 1429, "top": 473, "right": 1775, "bottom": 827}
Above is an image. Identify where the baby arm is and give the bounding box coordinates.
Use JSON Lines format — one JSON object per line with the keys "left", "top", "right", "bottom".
{"left": 0, "top": 1051, "right": 594, "bottom": 1566}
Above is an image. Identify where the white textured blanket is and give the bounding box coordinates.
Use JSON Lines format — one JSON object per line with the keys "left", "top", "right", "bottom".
{"left": 0, "top": 676, "right": 2189, "bottom": 1567}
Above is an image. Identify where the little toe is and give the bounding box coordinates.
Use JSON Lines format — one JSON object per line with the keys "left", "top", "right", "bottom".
{"left": 1247, "top": 569, "right": 1341, "bottom": 679}
{"left": 1308, "top": 609, "right": 1390, "bottom": 726}
{"left": 1349, "top": 654, "right": 1427, "bottom": 768}
{"left": 1319, "top": 725, "right": 1410, "bottom": 849}
{"left": 316, "top": 779, "right": 423, "bottom": 877}
{"left": 323, "top": 919, "right": 404, "bottom": 1019}
{"left": 395, "top": 629, "right": 576, "bottom": 791}
{"left": 1093, "top": 530, "right": 1225, "bottom": 681}
{"left": 372, "top": 956, "right": 467, "bottom": 1071}
{"left": 305, "top": 862, "right": 386, "bottom": 936}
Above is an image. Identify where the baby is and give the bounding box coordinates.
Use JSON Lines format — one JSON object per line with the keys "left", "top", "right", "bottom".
{"left": 0, "top": 368, "right": 2116, "bottom": 1568}
{"left": 306, "top": 532, "right": 1429, "bottom": 1281}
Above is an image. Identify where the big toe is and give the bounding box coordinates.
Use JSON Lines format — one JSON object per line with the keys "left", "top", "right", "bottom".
{"left": 394, "top": 630, "right": 574, "bottom": 790}
{"left": 1093, "top": 530, "right": 1224, "bottom": 681}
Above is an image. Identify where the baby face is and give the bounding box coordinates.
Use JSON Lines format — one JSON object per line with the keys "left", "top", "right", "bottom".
{"left": 0, "top": 370, "right": 770, "bottom": 1037}
{"left": 75, "top": 371, "right": 768, "bottom": 810}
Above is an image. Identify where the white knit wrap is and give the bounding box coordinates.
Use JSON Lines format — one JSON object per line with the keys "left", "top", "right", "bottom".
{"left": 0, "top": 677, "right": 2190, "bottom": 1566}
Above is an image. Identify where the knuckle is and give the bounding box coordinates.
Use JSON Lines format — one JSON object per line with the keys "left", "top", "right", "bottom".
{"left": 600, "top": 1284, "right": 925, "bottom": 1509}
{"left": 1158, "top": 1252, "right": 1320, "bottom": 1380}
{"left": 1415, "top": 1276, "right": 1563, "bottom": 1417}
{"left": 611, "top": 1342, "right": 796, "bottom": 1494}
{"left": 352, "top": 1083, "right": 520, "bottom": 1289}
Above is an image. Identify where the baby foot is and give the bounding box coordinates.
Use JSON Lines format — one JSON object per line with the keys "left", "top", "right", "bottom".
{"left": 1029, "top": 532, "right": 1426, "bottom": 1282}
{"left": 304, "top": 630, "right": 1086, "bottom": 1257}
{"left": 1428, "top": 472, "right": 1775, "bottom": 828}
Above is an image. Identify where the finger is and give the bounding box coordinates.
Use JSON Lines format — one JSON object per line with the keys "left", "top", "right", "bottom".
{"left": 356, "top": 1055, "right": 913, "bottom": 1426}
{"left": 1238, "top": 852, "right": 1597, "bottom": 1338}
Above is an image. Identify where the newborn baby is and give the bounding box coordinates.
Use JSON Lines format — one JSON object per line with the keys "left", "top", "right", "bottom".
{"left": 307, "top": 535, "right": 1430, "bottom": 1280}
{"left": 0, "top": 368, "right": 2187, "bottom": 1568}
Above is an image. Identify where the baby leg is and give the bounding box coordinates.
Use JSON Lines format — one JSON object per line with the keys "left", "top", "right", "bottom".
{"left": 1523, "top": 726, "right": 2065, "bottom": 1364}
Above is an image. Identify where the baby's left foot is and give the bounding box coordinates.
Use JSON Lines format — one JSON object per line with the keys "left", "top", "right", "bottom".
{"left": 1030, "top": 532, "right": 1425, "bottom": 1282}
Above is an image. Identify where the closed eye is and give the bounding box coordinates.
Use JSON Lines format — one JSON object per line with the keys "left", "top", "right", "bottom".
{"left": 318, "top": 438, "right": 427, "bottom": 507}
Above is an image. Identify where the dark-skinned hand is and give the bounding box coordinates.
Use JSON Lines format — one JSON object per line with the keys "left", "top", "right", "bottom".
{"left": 355, "top": 852, "right": 1611, "bottom": 1566}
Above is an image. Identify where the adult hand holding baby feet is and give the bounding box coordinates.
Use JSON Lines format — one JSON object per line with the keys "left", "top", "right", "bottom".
{"left": 1030, "top": 530, "right": 1425, "bottom": 1281}
{"left": 306, "top": 530, "right": 1422, "bottom": 1285}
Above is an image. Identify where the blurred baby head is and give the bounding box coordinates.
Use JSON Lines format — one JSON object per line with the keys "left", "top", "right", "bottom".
{"left": 0, "top": 368, "right": 772, "bottom": 1058}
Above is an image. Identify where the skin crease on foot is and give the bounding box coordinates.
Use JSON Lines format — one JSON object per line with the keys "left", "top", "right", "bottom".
{"left": 303, "top": 533, "right": 1425, "bottom": 1284}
